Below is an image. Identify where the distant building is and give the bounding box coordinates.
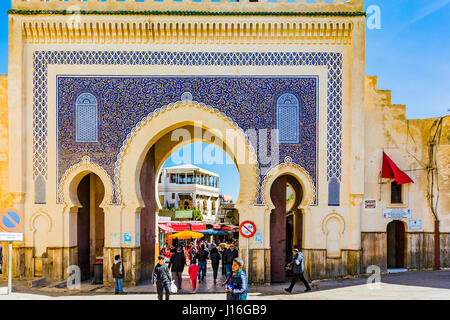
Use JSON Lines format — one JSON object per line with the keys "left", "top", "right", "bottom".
{"left": 218, "top": 195, "right": 239, "bottom": 226}
{"left": 158, "top": 164, "right": 220, "bottom": 221}
{"left": 220, "top": 194, "right": 233, "bottom": 203}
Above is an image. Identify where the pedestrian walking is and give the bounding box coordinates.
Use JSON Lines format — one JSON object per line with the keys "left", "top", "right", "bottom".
{"left": 210, "top": 246, "right": 221, "bottom": 284}
{"left": 152, "top": 255, "right": 172, "bottom": 300}
{"left": 195, "top": 244, "right": 209, "bottom": 282}
{"left": 222, "top": 258, "right": 247, "bottom": 300}
{"left": 168, "top": 246, "right": 186, "bottom": 292}
{"left": 284, "top": 248, "right": 311, "bottom": 293}
{"left": 112, "top": 254, "right": 125, "bottom": 295}
{"left": 189, "top": 243, "right": 197, "bottom": 263}
{"left": 219, "top": 243, "right": 226, "bottom": 276}
{"left": 223, "top": 243, "right": 238, "bottom": 276}
{"left": 188, "top": 261, "right": 200, "bottom": 293}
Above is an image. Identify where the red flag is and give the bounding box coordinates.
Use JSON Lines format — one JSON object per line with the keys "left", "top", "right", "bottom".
{"left": 382, "top": 152, "right": 414, "bottom": 184}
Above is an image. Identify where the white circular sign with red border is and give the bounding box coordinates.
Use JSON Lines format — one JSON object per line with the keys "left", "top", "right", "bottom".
{"left": 239, "top": 220, "right": 256, "bottom": 238}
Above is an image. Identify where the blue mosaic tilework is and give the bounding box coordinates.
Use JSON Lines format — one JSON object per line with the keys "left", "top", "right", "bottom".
{"left": 277, "top": 93, "right": 300, "bottom": 144}
{"left": 33, "top": 51, "right": 343, "bottom": 205}
{"left": 57, "top": 76, "right": 318, "bottom": 204}
{"left": 75, "top": 92, "right": 99, "bottom": 143}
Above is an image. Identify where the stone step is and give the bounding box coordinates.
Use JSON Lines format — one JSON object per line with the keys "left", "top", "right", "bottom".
{"left": 27, "top": 277, "right": 47, "bottom": 288}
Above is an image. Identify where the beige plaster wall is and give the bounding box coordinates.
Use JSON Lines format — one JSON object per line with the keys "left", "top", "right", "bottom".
{"left": 363, "top": 75, "right": 449, "bottom": 233}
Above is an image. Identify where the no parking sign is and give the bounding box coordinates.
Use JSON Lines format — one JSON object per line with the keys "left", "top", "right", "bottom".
{"left": 0, "top": 208, "right": 23, "bottom": 233}
{"left": 239, "top": 220, "right": 256, "bottom": 238}
{"left": 0, "top": 208, "right": 24, "bottom": 295}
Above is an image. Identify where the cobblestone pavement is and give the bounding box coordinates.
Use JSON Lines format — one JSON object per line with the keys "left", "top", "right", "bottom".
{"left": 1, "top": 266, "right": 449, "bottom": 300}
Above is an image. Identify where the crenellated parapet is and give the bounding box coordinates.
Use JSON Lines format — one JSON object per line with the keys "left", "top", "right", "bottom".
{"left": 11, "top": 0, "right": 365, "bottom": 14}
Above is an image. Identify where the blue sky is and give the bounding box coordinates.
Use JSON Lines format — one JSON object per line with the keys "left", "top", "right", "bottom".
{"left": 1, "top": 1, "right": 448, "bottom": 200}
{"left": 163, "top": 142, "right": 241, "bottom": 202}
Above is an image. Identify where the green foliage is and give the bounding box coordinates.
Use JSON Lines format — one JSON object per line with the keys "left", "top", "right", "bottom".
{"left": 159, "top": 208, "right": 175, "bottom": 218}
{"left": 192, "top": 210, "right": 203, "bottom": 221}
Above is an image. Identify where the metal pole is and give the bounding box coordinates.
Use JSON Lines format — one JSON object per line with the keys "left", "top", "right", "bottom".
{"left": 246, "top": 237, "right": 249, "bottom": 275}
{"left": 8, "top": 241, "right": 12, "bottom": 295}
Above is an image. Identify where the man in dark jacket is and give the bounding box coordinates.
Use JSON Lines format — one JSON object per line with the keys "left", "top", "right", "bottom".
{"left": 168, "top": 246, "right": 186, "bottom": 291}
{"left": 222, "top": 258, "right": 247, "bottom": 300}
{"left": 195, "top": 244, "right": 209, "bottom": 282}
{"left": 153, "top": 255, "right": 172, "bottom": 300}
{"left": 112, "top": 254, "right": 124, "bottom": 294}
{"left": 210, "top": 246, "right": 221, "bottom": 284}
{"left": 284, "top": 248, "right": 311, "bottom": 293}
{"left": 223, "top": 243, "right": 238, "bottom": 276}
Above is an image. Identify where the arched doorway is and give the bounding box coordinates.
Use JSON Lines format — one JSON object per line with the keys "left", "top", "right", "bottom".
{"left": 270, "top": 174, "right": 303, "bottom": 282}
{"left": 116, "top": 103, "right": 259, "bottom": 284}
{"left": 387, "top": 220, "right": 406, "bottom": 269}
{"left": 138, "top": 129, "right": 246, "bottom": 281}
{"left": 76, "top": 173, "right": 105, "bottom": 281}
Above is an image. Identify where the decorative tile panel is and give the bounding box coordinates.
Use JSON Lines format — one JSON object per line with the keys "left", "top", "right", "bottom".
{"left": 75, "top": 93, "right": 99, "bottom": 143}
{"left": 33, "top": 51, "right": 343, "bottom": 206}
{"left": 276, "top": 93, "right": 300, "bottom": 144}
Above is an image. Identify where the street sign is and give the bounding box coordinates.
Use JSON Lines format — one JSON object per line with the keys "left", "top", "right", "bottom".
{"left": 255, "top": 232, "right": 263, "bottom": 244}
{"left": 383, "top": 208, "right": 411, "bottom": 219}
{"left": 409, "top": 220, "right": 422, "bottom": 230}
{"left": 0, "top": 208, "right": 23, "bottom": 232}
{"left": 124, "top": 233, "right": 132, "bottom": 244}
{"left": 239, "top": 220, "right": 256, "bottom": 238}
{"left": 0, "top": 232, "right": 23, "bottom": 242}
{"left": 0, "top": 208, "right": 23, "bottom": 296}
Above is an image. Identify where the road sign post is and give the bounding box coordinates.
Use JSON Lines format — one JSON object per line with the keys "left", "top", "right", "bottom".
{"left": 0, "top": 208, "right": 24, "bottom": 295}
{"left": 239, "top": 221, "right": 256, "bottom": 276}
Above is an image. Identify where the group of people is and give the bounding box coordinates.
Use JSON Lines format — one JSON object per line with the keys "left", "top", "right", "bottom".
{"left": 150, "top": 239, "right": 244, "bottom": 300}
{"left": 111, "top": 244, "right": 312, "bottom": 300}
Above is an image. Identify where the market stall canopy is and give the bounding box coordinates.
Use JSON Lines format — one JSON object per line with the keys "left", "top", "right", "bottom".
{"left": 199, "top": 229, "right": 227, "bottom": 235}
{"left": 221, "top": 225, "right": 238, "bottom": 232}
{"left": 166, "top": 223, "right": 191, "bottom": 232}
{"left": 382, "top": 152, "right": 414, "bottom": 184}
{"left": 191, "top": 223, "right": 206, "bottom": 231}
{"left": 168, "top": 230, "right": 204, "bottom": 239}
{"left": 158, "top": 223, "right": 174, "bottom": 234}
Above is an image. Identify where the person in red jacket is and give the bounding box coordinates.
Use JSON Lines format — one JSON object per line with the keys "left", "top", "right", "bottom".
{"left": 188, "top": 261, "right": 200, "bottom": 293}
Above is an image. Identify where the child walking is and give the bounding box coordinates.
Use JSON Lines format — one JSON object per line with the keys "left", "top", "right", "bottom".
{"left": 188, "top": 261, "right": 200, "bottom": 293}
{"left": 222, "top": 258, "right": 248, "bottom": 300}
{"left": 152, "top": 255, "right": 172, "bottom": 300}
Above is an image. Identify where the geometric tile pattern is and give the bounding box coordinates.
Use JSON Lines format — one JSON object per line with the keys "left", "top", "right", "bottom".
{"left": 33, "top": 51, "right": 343, "bottom": 206}
{"left": 75, "top": 93, "right": 99, "bottom": 143}
{"left": 56, "top": 75, "right": 318, "bottom": 205}
{"left": 276, "top": 93, "right": 300, "bottom": 144}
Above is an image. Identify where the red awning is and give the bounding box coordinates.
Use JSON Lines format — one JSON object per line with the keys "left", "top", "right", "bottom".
{"left": 221, "top": 225, "right": 237, "bottom": 232}
{"left": 158, "top": 224, "right": 175, "bottom": 234}
{"left": 167, "top": 223, "right": 191, "bottom": 232}
{"left": 191, "top": 223, "right": 206, "bottom": 231}
{"left": 382, "top": 152, "right": 414, "bottom": 184}
{"left": 212, "top": 224, "right": 221, "bottom": 229}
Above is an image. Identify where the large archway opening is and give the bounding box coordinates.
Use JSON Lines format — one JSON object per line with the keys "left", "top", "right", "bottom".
{"left": 138, "top": 125, "right": 245, "bottom": 282}
{"left": 270, "top": 174, "right": 303, "bottom": 283}
{"left": 387, "top": 220, "right": 406, "bottom": 269}
{"left": 76, "top": 173, "right": 105, "bottom": 281}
